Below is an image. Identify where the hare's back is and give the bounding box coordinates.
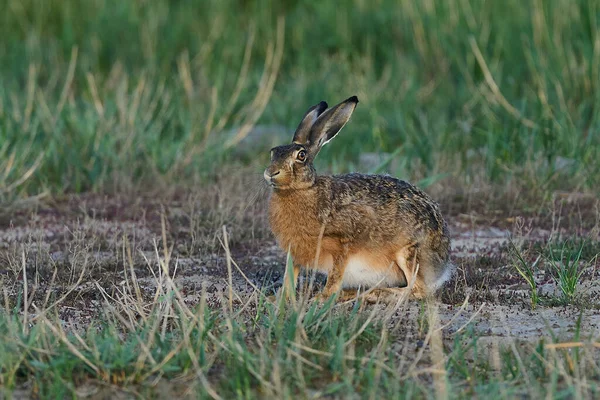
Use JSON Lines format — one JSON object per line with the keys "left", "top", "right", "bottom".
{"left": 326, "top": 173, "right": 445, "bottom": 233}
{"left": 331, "top": 173, "right": 435, "bottom": 206}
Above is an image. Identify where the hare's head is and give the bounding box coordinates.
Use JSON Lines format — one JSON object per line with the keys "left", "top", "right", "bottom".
{"left": 264, "top": 96, "right": 358, "bottom": 190}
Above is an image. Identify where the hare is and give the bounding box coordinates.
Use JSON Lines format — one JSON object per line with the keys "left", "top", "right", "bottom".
{"left": 264, "top": 96, "right": 452, "bottom": 302}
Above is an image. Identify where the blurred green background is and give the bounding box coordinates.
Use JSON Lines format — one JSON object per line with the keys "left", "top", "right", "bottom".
{"left": 1, "top": 0, "right": 599, "bottom": 198}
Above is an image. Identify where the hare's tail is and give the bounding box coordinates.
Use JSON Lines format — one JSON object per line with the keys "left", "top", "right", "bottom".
{"left": 432, "top": 262, "right": 455, "bottom": 291}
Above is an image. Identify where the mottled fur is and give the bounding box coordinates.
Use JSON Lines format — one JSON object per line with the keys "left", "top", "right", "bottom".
{"left": 264, "top": 96, "right": 452, "bottom": 300}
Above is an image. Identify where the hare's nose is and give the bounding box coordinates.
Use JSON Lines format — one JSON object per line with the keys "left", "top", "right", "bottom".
{"left": 264, "top": 169, "right": 281, "bottom": 183}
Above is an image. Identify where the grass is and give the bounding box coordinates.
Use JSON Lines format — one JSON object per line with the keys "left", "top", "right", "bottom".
{"left": 0, "top": 190, "right": 598, "bottom": 397}
{"left": 509, "top": 237, "right": 600, "bottom": 308}
{"left": 509, "top": 240, "right": 542, "bottom": 309}
{"left": 2, "top": 0, "right": 600, "bottom": 398}
{"left": 1, "top": 0, "right": 600, "bottom": 199}
{"left": 1, "top": 223, "right": 599, "bottom": 399}
{"left": 546, "top": 240, "right": 588, "bottom": 303}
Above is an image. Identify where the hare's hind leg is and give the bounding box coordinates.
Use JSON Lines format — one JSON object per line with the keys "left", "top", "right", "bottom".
{"left": 338, "top": 288, "right": 359, "bottom": 302}
{"left": 362, "top": 288, "right": 412, "bottom": 304}
{"left": 395, "top": 243, "right": 432, "bottom": 299}
{"left": 397, "top": 243, "right": 451, "bottom": 299}
{"left": 337, "top": 288, "right": 410, "bottom": 304}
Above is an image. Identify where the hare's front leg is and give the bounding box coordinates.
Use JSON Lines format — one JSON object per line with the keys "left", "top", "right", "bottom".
{"left": 268, "top": 263, "right": 301, "bottom": 303}
{"left": 316, "top": 249, "right": 348, "bottom": 302}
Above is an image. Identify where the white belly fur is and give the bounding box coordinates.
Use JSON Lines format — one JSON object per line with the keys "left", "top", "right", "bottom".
{"left": 341, "top": 255, "right": 403, "bottom": 288}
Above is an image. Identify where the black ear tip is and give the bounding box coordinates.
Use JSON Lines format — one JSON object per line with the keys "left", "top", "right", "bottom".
{"left": 348, "top": 95, "right": 359, "bottom": 104}
{"left": 318, "top": 101, "right": 328, "bottom": 110}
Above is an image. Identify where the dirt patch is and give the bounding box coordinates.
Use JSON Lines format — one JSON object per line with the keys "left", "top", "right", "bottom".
{"left": 1, "top": 191, "right": 599, "bottom": 345}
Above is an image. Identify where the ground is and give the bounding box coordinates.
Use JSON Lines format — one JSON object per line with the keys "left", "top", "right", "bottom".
{"left": 1, "top": 179, "right": 599, "bottom": 397}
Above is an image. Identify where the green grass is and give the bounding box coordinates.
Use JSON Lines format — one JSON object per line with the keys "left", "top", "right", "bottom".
{"left": 2, "top": 0, "right": 600, "bottom": 199}
{"left": 509, "top": 238, "right": 599, "bottom": 308}
{"left": 509, "top": 240, "right": 542, "bottom": 309}
{"left": 546, "top": 240, "right": 588, "bottom": 303}
{"left": 1, "top": 215, "right": 598, "bottom": 398}
{"left": 2, "top": 1, "right": 600, "bottom": 398}
{"left": 1, "top": 270, "right": 599, "bottom": 399}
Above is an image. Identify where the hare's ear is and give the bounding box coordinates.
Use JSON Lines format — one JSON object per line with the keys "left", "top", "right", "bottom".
{"left": 292, "top": 101, "right": 328, "bottom": 144}
{"left": 307, "top": 96, "right": 358, "bottom": 156}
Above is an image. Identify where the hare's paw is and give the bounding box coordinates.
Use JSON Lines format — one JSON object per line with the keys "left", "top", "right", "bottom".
{"left": 314, "top": 291, "right": 337, "bottom": 304}
{"left": 266, "top": 294, "right": 278, "bottom": 304}
{"left": 266, "top": 288, "right": 297, "bottom": 304}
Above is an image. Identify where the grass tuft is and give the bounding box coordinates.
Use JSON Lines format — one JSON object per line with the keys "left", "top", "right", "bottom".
{"left": 509, "top": 240, "right": 542, "bottom": 309}
{"left": 546, "top": 240, "right": 587, "bottom": 303}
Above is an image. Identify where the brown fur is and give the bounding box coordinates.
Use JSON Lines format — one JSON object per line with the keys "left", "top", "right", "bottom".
{"left": 265, "top": 97, "right": 452, "bottom": 301}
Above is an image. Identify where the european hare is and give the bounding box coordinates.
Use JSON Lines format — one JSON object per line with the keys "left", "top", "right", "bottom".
{"left": 264, "top": 96, "right": 452, "bottom": 302}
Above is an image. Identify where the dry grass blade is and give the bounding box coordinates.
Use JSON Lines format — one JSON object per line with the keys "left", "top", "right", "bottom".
{"left": 22, "top": 64, "right": 37, "bottom": 131}
{"left": 222, "top": 225, "right": 234, "bottom": 314}
{"left": 452, "top": 301, "right": 485, "bottom": 334}
{"left": 29, "top": 256, "right": 89, "bottom": 323}
{"left": 0, "top": 151, "right": 44, "bottom": 194}
{"left": 469, "top": 36, "right": 537, "bottom": 129}
{"left": 291, "top": 341, "right": 398, "bottom": 376}
{"left": 86, "top": 72, "right": 104, "bottom": 116}
{"left": 37, "top": 310, "right": 101, "bottom": 376}
{"left": 287, "top": 348, "right": 325, "bottom": 371}
{"left": 428, "top": 298, "right": 448, "bottom": 400}
{"left": 54, "top": 46, "right": 79, "bottom": 124}
{"left": 213, "top": 23, "right": 255, "bottom": 133}
{"left": 225, "top": 16, "right": 285, "bottom": 148}
{"left": 21, "top": 250, "right": 29, "bottom": 335}
{"left": 545, "top": 341, "right": 600, "bottom": 349}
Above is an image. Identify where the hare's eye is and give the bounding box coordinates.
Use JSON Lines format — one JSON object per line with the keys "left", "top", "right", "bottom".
{"left": 297, "top": 150, "right": 307, "bottom": 162}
